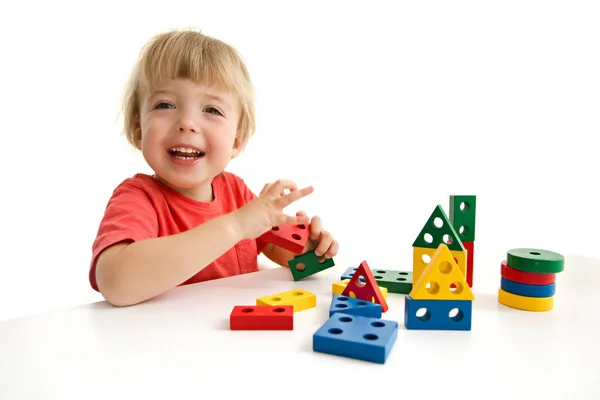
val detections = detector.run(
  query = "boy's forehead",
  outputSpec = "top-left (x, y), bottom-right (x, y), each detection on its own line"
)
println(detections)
top-left (143, 78), bottom-right (236, 100)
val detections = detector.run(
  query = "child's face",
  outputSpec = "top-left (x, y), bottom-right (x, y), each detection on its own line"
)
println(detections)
top-left (136, 78), bottom-right (242, 198)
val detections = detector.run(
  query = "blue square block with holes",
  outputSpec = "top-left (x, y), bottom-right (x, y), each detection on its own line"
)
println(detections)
top-left (404, 296), bottom-right (472, 331)
top-left (313, 313), bottom-right (398, 364)
top-left (329, 294), bottom-right (382, 318)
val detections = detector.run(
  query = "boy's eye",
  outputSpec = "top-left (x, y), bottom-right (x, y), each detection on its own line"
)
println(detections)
top-left (204, 106), bottom-right (223, 116)
top-left (154, 102), bottom-right (174, 110)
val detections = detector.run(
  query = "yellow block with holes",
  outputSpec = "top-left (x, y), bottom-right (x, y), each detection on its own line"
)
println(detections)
top-left (256, 289), bottom-right (316, 312)
top-left (498, 288), bottom-right (554, 311)
top-left (332, 279), bottom-right (388, 300)
top-left (413, 246), bottom-right (466, 284)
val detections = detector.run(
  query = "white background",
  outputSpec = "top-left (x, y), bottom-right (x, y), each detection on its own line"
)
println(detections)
top-left (0, 0), bottom-right (598, 322)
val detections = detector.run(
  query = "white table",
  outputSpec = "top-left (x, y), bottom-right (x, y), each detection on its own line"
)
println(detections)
top-left (1, 254), bottom-right (598, 400)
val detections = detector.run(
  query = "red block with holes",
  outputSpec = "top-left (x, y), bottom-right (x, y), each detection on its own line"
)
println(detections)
top-left (259, 224), bottom-right (310, 255)
top-left (464, 241), bottom-right (474, 287)
top-left (229, 305), bottom-right (294, 330)
top-left (341, 260), bottom-right (389, 312)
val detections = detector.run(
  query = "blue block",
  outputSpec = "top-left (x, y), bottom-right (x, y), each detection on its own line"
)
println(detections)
top-left (313, 313), bottom-right (398, 364)
top-left (500, 277), bottom-right (556, 298)
top-left (329, 294), bottom-right (382, 318)
top-left (404, 296), bottom-right (472, 331)
top-left (340, 266), bottom-right (365, 282)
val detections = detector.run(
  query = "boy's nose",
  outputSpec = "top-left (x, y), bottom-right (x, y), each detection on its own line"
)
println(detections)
top-left (178, 119), bottom-right (199, 133)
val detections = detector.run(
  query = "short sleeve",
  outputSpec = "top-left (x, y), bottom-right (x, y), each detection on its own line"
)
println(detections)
top-left (89, 181), bottom-right (159, 291)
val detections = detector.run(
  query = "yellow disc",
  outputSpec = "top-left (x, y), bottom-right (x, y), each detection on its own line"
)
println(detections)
top-left (497, 288), bottom-right (554, 312)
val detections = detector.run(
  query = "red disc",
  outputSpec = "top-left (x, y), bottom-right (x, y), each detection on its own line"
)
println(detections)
top-left (501, 261), bottom-right (556, 285)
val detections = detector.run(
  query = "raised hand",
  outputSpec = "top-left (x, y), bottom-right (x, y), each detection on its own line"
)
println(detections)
top-left (234, 180), bottom-right (314, 240)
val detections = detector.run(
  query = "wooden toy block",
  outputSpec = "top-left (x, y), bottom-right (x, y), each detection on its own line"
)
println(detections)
top-left (341, 267), bottom-right (412, 295)
top-left (500, 261), bottom-right (556, 285)
top-left (313, 313), bottom-right (398, 364)
top-left (288, 250), bottom-right (335, 281)
top-left (329, 294), bottom-right (382, 318)
top-left (230, 305), bottom-right (293, 330)
top-left (404, 296), bottom-right (472, 331)
top-left (498, 288), bottom-right (554, 312)
top-left (410, 243), bottom-right (474, 301)
top-left (500, 277), bottom-right (556, 298)
top-left (342, 261), bottom-right (389, 313)
top-left (449, 195), bottom-right (476, 242)
top-left (332, 279), bottom-right (388, 300)
top-left (463, 241), bottom-right (474, 288)
top-left (256, 289), bottom-right (316, 312)
top-left (412, 205), bottom-right (465, 252)
top-left (413, 246), bottom-right (466, 284)
top-left (506, 248), bottom-right (565, 274)
top-left (259, 223), bottom-right (310, 255)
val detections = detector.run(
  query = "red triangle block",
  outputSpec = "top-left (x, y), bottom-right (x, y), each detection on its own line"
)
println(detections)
top-left (259, 223), bottom-right (310, 255)
top-left (341, 261), bottom-right (389, 312)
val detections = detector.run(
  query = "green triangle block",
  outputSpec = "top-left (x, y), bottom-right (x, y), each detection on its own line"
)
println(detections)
top-left (288, 250), bottom-right (335, 281)
top-left (412, 205), bottom-right (465, 251)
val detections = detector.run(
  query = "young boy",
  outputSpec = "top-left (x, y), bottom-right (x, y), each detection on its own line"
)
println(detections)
top-left (90, 29), bottom-right (339, 307)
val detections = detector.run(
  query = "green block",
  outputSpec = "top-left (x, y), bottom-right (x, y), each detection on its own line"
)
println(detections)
top-left (288, 250), bottom-right (335, 281)
top-left (506, 248), bottom-right (564, 274)
top-left (450, 195), bottom-right (476, 242)
top-left (341, 267), bottom-right (413, 295)
top-left (412, 205), bottom-right (465, 251)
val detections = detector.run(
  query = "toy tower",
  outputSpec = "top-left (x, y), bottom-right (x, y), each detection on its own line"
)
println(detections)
top-left (449, 195), bottom-right (477, 288)
top-left (412, 205), bottom-right (467, 284)
top-left (404, 243), bottom-right (475, 330)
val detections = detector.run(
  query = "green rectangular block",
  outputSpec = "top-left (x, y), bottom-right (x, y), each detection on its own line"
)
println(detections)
top-left (340, 267), bottom-right (413, 295)
top-left (288, 250), bottom-right (335, 281)
top-left (449, 195), bottom-right (477, 242)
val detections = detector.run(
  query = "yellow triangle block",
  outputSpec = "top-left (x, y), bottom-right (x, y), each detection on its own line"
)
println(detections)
top-left (409, 243), bottom-right (475, 301)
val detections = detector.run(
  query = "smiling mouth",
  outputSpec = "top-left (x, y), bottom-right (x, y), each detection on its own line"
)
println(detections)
top-left (168, 147), bottom-right (206, 160)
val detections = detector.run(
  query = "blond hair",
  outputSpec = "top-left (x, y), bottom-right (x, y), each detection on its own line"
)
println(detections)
top-left (122, 29), bottom-right (256, 150)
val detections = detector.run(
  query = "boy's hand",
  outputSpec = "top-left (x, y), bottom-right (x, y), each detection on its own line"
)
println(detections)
top-left (234, 180), bottom-right (314, 240)
top-left (296, 210), bottom-right (339, 262)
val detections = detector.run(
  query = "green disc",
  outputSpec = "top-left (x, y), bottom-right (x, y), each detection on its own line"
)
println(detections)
top-left (506, 248), bottom-right (564, 274)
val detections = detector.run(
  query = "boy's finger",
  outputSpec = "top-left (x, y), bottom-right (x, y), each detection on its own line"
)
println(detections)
top-left (269, 179), bottom-right (298, 195)
top-left (278, 186), bottom-right (314, 207)
top-left (309, 216), bottom-right (322, 240)
top-left (283, 214), bottom-right (310, 226)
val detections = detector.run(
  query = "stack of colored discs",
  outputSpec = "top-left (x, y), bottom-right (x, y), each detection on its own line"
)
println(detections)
top-left (498, 248), bottom-right (564, 312)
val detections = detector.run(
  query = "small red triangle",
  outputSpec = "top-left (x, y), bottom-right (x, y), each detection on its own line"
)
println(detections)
top-left (341, 261), bottom-right (389, 312)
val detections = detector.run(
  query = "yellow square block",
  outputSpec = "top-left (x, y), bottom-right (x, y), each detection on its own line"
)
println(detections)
top-left (256, 289), bottom-right (316, 312)
top-left (413, 246), bottom-right (466, 284)
top-left (332, 279), bottom-right (388, 300)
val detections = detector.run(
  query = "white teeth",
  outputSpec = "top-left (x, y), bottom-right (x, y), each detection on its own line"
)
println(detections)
top-left (170, 147), bottom-right (202, 154)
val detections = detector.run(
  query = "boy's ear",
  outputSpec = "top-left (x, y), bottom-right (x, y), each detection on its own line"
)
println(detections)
top-left (134, 120), bottom-right (142, 150)
top-left (231, 136), bottom-right (244, 159)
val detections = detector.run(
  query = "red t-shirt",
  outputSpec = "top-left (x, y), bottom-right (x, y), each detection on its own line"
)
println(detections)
top-left (89, 171), bottom-right (267, 292)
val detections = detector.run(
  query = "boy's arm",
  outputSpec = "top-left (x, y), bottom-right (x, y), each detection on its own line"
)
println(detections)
top-left (96, 211), bottom-right (244, 307)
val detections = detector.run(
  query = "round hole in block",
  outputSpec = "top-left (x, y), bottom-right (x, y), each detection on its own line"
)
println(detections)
top-left (356, 301), bottom-right (367, 306)
top-left (397, 278), bottom-right (407, 281)
top-left (421, 254), bottom-right (431, 264)
top-left (297, 224), bottom-right (306, 229)
top-left (363, 334), bottom-right (378, 341)
top-left (416, 308), bottom-right (430, 321)
top-left (291, 233), bottom-right (301, 240)
top-left (293, 291), bottom-right (304, 296)
top-left (371, 321), bottom-right (385, 328)
top-left (438, 261), bottom-right (452, 274)
top-left (335, 304), bottom-right (348, 309)
top-left (426, 281), bottom-right (440, 295)
top-left (295, 263), bottom-right (306, 272)
top-left (443, 234), bottom-right (453, 245)
top-left (338, 296), bottom-right (349, 301)
top-left (399, 272), bottom-right (409, 275)
top-left (339, 316), bottom-right (353, 322)
top-left (460, 201), bottom-right (469, 211)
top-left (376, 270), bottom-right (386, 273)
top-left (241, 308), bottom-right (254, 313)
top-left (451, 282), bottom-right (463, 294)
top-left (355, 276), bottom-right (367, 288)
top-left (434, 217), bottom-right (443, 228)
top-left (328, 328), bottom-right (343, 334)
top-left (449, 308), bottom-right (464, 322)
top-left (347, 291), bottom-right (356, 298)
top-left (271, 226), bottom-right (279, 231)
top-left (529, 251), bottom-right (541, 256)
top-left (271, 297), bottom-right (282, 301)
top-left (374, 276), bottom-right (383, 279)
top-left (424, 233), bottom-right (433, 243)
top-left (272, 307), bottom-right (286, 313)
top-left (459, 226), bottom-right (469, 235)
